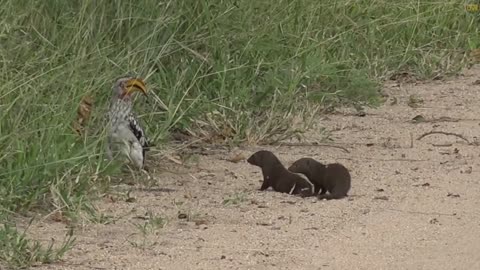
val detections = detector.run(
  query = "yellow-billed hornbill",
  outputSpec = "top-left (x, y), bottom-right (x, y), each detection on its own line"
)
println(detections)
top-left (106, 77), bottom-right (150, 169)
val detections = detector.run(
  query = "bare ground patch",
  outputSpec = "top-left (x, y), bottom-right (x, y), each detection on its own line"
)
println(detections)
top-left (26, 66), bottom-right (480, 269)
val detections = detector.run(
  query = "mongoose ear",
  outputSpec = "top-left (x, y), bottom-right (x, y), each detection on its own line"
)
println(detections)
top-left (247, 153), bottom-right (256, 164)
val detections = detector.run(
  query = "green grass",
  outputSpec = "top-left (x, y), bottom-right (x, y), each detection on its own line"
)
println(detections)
top-left (0, 222), bottom-right (75, 269)
top-left (128, 211), bottom-right (167, 249)
top-left (0, 0), bottom-right (478, 268)
top-left (223, 192), bottom-right (248, 206)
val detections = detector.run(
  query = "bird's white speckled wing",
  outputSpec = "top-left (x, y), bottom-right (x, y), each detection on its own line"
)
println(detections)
top-left (127, 113), bottom-right (149, 149)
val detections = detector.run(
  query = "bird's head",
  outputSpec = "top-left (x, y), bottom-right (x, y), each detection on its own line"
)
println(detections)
top-left (113, 76), bottom-right (147, 100)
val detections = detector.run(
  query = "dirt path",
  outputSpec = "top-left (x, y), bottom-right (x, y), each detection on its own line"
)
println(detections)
top-left (30, 66), bottom-right (480, 269)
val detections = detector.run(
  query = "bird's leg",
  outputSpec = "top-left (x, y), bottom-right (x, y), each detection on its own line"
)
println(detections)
top-left (106, 147), bottom-right (113, 161)
top-left (121, 165), bottom-right (131, 174)
top-left (142, 165), bottom-right (150, 172)
top-left (122, 164), bottom-right (138, 185)
top-left (106, 137), bottom-right (114, 161)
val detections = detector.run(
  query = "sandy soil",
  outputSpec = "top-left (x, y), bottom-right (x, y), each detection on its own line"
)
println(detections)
top-left (27, 66), bottom-right (480, 270)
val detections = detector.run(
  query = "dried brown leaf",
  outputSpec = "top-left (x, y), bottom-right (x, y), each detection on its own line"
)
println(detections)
top-left (73, 95), bottom-right (94, 136)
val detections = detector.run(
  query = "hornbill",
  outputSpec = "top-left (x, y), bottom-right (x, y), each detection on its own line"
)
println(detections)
top-left (106, 76), bottom-right (150, 169)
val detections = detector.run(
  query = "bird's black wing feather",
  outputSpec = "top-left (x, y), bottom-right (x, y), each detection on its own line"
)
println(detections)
top-left (127, 113), bottom-right (150, 159)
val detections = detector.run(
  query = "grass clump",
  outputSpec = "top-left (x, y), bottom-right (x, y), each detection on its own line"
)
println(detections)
top-left (222, 192), bottom-right (248, 206)
top-left (128, 211), bottom-right (167, 249)
top-left (0, 222), bottom-right (75, 269)
top-left (0, 0), bottom-right (478, 267)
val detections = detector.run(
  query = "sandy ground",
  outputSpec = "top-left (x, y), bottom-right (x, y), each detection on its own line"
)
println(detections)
top-left (26, 66), bottom-right (480, 269)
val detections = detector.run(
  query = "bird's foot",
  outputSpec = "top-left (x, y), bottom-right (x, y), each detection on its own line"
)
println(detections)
top-left (140, 168), bottom-right (151, 180)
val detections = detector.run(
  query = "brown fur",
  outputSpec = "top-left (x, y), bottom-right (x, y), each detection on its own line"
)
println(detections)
top-left (247, 151), bottom-right (314, 196)
top-left (288, 158), bottom-right (351, 200)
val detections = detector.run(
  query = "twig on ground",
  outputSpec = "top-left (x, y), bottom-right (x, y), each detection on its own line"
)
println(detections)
top-left (338, 157), bottom-right (427, 162)
top-left (431, 143), bottom-right (453, 147)
top-left (266, 142), bottom-right (350, 153)
top-left (381, 207), bottom-right (457, 217)
top-left (417, 131), bottom-right (469, 143)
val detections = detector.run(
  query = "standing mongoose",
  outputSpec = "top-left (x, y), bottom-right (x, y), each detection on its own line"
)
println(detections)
top-left (288, 158), bottom-right (351, 200)
top-left (247, 150), bottom-right (314, 196)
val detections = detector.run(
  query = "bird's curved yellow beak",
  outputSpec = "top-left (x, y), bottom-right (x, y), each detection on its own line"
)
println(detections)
top-left (125, 78), bottom-right (147, 96)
